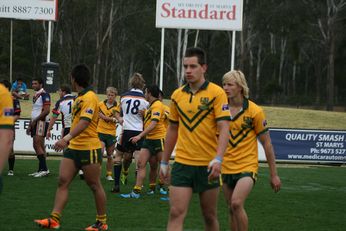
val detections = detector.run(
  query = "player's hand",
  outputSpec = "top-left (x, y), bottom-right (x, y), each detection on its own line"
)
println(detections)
top-left (129, 135), bottom-right (141, 144)
top-left (54, 139), bottom-right (68, 152)
top-left (270, 175), bottom-right (281, 193)
top-left (207, 157), bottom-right (222, 182)
top-left (159, 161), bottom-right (170, 184)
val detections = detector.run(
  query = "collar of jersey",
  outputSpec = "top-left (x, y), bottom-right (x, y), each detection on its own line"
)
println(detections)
top-left (130, 88), bottom-right (144, 93)
top-left (78, 86), bottom-right (93, 96)
top-left (182, 80), bottom-right (209, 93)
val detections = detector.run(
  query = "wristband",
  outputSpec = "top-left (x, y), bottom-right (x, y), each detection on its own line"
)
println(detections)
top-left (160, 161), bottom-right (169, 176)
top-left (214, 156), bottom-right (222, 163)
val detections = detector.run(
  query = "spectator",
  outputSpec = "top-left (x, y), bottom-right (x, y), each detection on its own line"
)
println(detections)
top-left (11, 78), bottom-right (30, 100)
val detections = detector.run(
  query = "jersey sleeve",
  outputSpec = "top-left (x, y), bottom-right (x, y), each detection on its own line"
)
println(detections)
top-left (150, 101), bottom-right (162, 122)
top-left (253, 107), bottom-right (268, 135)
top-left (0, 87), bottom-right (14, 128)
top-left (41, 93), bottom-right (51, 106)
top-left (213, 88), bottom-right (230, 121)
top-left (168, 91), bottom-right (179, 123)
top-left (52, 99), bottom-right (61, 116)
top-left (80, 97), bottom-right (98, 122)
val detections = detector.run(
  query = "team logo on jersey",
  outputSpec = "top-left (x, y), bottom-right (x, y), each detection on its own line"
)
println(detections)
top-left (153, 112), bottom-right (160, 116)
top-left (241, 116), bottom-right (253, 129)
top-left (4, 108), bottom-right (14, 116)
top-left (198, 97), bottom-right (210, 110)
top-left (222, 104), bottom-right (229, 111)
top-left (85, 108), bottom-right (93, 114)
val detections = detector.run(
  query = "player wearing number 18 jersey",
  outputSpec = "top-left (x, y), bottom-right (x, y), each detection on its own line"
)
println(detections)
top-left (111, 73), bottom-right (149, 193)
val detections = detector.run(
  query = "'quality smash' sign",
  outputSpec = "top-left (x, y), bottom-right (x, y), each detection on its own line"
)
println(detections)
top-left (0, 0), bottom-right (58, 21)
top-left (156, 0), bottom-right (243, 31)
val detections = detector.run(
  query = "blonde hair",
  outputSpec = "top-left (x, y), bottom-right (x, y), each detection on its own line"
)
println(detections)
top-left (106, 86), bottom-right (118, 95)
top-left (222, 70), bottom-right (249, 98)
top-left (129, 73), bottom-right (145, 90)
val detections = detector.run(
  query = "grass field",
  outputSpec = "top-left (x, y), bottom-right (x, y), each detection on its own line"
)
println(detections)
top-left (1, 159), bottom-right (346, 231)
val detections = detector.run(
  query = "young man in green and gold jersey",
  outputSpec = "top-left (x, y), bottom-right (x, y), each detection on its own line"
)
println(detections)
top-left (97, 86), bottom-right (121, 181)
top-left (0, 83), bottom-right (14, 193)
top-left (221, 70), bottom-right (281, 231)
top-left (160, 47), bottom-right (230, 230)
top-left (34, 64), bottom-right (108, 231)
top-left (121, 85), bottom-right (166, 198)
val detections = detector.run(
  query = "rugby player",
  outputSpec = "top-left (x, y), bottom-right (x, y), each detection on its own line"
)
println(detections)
top-left (34, 64), bottom-right (108, 230)
top-left (160, 47), bottom-right (230, 230)
top-left (221, 70), bottom-right (281, 231)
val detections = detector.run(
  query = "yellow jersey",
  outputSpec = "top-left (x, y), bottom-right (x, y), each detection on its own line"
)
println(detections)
top-left (0, 84), bottom-right (14, 129)
top-left (170, 81), bottom-right (230, 166)
top-left (222, 99), bottom-right (268, 174)
top-left (97, 100), bottom-right (120, 135)
top-left (68, 87), bottom-right (101, 150)
top-left (144, 99), bottom-right (166, 139)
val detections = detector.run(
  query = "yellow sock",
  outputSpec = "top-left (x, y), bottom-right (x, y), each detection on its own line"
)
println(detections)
top-left (96, 214), bottom-right (107, 224)
top-left (50, 211), bottom-right (61, 223)
top-left (133, 185), bottom-right (142, 194)
top-left (149, 183), bottom-right (156, 191)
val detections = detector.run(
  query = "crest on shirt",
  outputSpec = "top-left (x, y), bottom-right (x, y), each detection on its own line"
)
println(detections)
top-left (241, 116), bottom-right (253, 129)
top-left (4, 108), bottom-right (14, 116)
top-left (85, 108), bottom-right (93, 114)
top-left (198, 97), bottom-right (209, 110)
top-left (153, 112), bottom-right (160, 116)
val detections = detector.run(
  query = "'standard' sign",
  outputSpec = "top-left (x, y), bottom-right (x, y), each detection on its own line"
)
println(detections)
top-left (156, 0), bottom-right (243, 31)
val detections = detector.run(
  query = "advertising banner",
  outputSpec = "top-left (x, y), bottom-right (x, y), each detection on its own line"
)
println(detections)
top-left (13, 119), bottom-right (122, 155)
top-left (270, 128), bottom-right (346, 163)
top-left (156, 0), bottom-right (243, 31)
top-left (0, 0), bottom-right (58, 21)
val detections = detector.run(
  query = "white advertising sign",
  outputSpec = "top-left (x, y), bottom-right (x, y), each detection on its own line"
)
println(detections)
top-left (13, 119), bottom-right (122, 155)
top-left (156, 0), bottom-right (243, 31)
top-left (0, 0), bottom-right (58, 21)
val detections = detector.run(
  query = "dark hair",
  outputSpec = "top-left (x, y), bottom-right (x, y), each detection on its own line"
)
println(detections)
top-left (159, 90), bottom-right (164, 98)
top-left (32, 77), bottom-right (44, 85)
top-left (71, 64), bottom-right (90, 88)
top-left (0, 79), bottom-right (11, 90)
top-left (145, 85), bottom-right (160, 98)
top-left (60, 84), bottom-right (71, 94)
top-left (184, 47), bottom-right (207, 65)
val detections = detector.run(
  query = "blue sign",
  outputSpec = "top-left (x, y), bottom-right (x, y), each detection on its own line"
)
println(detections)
top-left (270, 128), bottom-right (346, 163)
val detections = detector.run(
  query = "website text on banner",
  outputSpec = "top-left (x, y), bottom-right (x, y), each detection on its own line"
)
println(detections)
top-left (270, 128), bottom-right (346, 163)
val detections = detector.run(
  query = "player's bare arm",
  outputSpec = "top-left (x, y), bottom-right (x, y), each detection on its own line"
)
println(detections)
top-left (54, 119), bottom-right (90, 152)
top-left (259, 132), bottom-right (281, 193)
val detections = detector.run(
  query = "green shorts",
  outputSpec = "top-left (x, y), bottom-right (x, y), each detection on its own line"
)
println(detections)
top-left (222, 172), bottom-right (257, 189)
top-left (141, 138), bottom-right (164, 156)
top-left (98, 133), bottom-right (116, 148)
top-left (171, 162), bottom-right (220, 193)
top-left (63, 148), bottom-right (102, 169)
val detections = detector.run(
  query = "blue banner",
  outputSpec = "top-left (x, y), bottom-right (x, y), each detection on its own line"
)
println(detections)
top-left (270, 128), bottom-right (346, 163)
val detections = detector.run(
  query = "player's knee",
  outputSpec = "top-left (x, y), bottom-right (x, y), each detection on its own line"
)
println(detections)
top-left (230, 198), bottom-right (243, 212)
top-left (57, 176), bottom-right (70, 189)
top-left (169, 206), bottom-right (185, 219)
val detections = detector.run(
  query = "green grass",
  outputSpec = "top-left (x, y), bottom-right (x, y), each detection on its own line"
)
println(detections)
top-left (19, 90), bottom-right (346, 130)
top-left (1, 159), bottom-right (346, 230)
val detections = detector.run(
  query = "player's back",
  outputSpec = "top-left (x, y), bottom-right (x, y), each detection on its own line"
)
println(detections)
top-left (120, 89), bottom-right (149, 131)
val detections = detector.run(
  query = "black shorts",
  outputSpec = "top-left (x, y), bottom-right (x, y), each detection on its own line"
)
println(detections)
top-left (116, 130), bottom-right (143, 153)
top-left (30, 121), bottom-right (49, 138)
